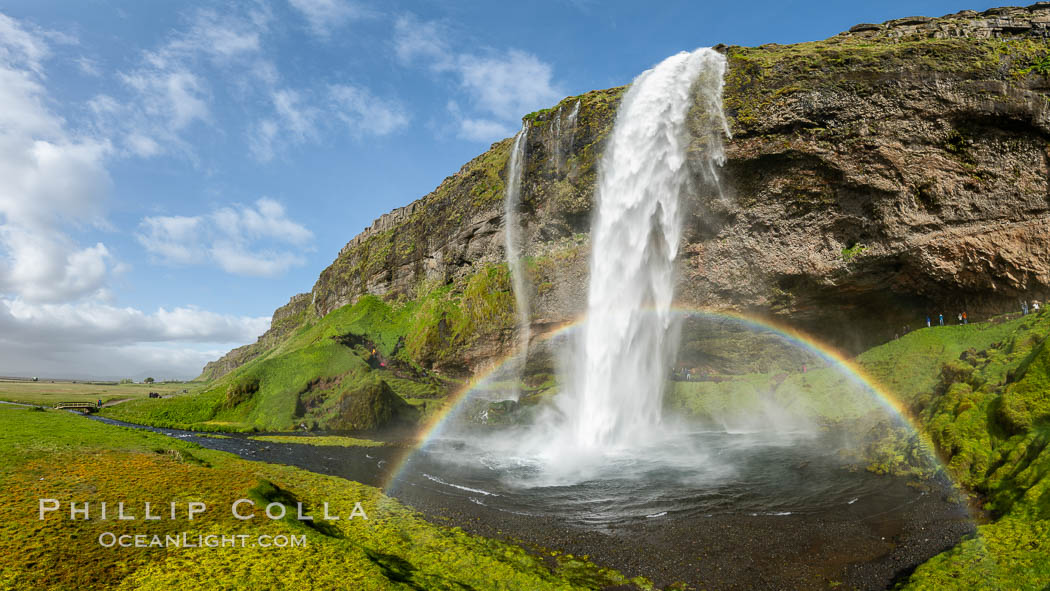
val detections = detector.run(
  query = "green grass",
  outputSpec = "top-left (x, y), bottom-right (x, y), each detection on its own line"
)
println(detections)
top-left (249, 435), bottom-right (386, 448)
top-left (666, 365), bottom-right (882, 427)
top-left (0, 405), bottom-right (646, 590)
top-left (855, 312), bottom-right (1050, 589)
top-left (856, 316), bottom-right (1028, 407)
top-left (0, 379), bottom-right (195, 406)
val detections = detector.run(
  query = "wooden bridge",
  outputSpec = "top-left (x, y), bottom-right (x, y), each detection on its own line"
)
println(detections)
top-left (54, 402), bottom-right (99, 413)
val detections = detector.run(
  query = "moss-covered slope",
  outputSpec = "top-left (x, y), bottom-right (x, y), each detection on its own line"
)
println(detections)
top-left (103, 265), bottom-right (525, 432)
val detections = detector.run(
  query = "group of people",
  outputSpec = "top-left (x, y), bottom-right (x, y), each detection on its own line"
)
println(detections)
top-left (670, 367), bottom-right (705, 381)
top-left (921, 299), bottom-right (1043, 329)
top-left (926, 311), bottom-right (968, 328)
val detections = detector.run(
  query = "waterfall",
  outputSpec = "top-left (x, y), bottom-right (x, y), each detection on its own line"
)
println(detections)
top-left (563, 48), bottom-right (728, 448)
top-left (549, 105), bottom-right (563, 171)
top-left (564, 99), bottom-right (580, 166)
top-left (549, 100), bottom-right (581, 174)
top-left (504, 122), bottom-right (531, 397)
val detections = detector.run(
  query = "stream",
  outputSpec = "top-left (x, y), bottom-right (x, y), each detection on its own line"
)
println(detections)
top-left (86, 414), bottom-right (974, 590)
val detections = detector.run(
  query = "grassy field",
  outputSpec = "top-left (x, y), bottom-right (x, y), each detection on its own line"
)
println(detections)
top-left (0, 405), bottom-right (644, 590)
top-left (0, 379), bottom-right (197, 406)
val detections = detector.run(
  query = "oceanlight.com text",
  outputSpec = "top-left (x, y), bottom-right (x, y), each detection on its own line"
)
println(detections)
top-left (97, 532), bottom-right (306, 549)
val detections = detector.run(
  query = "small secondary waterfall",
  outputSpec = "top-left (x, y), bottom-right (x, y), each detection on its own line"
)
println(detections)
top-left (504, 123), bottom-right (531, 397)
top-left (549, 100), bottom-right (581, 173)
top-left (563, 48), bottom-right (728, 448)
top-left (564, 99), bottom-right (580, 165)
top-left (549, 105), bottom-right (563, 171)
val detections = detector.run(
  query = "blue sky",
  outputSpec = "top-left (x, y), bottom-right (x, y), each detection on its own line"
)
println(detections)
top-left (0, 0), bottom-right (993, 379)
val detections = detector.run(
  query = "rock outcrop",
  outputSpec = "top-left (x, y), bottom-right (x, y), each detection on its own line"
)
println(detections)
top-left (205, 4), bottom-right (1050, 376)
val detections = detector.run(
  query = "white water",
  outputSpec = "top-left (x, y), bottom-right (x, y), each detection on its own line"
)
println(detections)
top-left (549, 105), bottom-right (563, 171)
top-left (559, 48), bottom-right (729, 449)
top-left (503, 122), bottom-right (531, 398)
top-left (549, 100), bottom-right (581, 173)
top-left (565, 99), bottom-right (580, 165)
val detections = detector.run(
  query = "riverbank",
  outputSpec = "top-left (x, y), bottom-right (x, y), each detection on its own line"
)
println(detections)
top-left (0, 405), bottom-right (642, 590)
top-left (86, 414), bottom-right (975, 590)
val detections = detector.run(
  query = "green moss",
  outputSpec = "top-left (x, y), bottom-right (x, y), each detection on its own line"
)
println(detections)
top-left (840, 243), bottom-right (866, 262)
top-left (998, 340), bottom-right (1050, 433)
top-left (902, 516), bottom-right (1050, 590)
top-left (523, 107), bottom-right (554, 121)
top-left (225, 375), bottom-right (260, 409)
top-left (723, 35), bottom-right (1046, 135)
top-left (454, 264), bottom-right (516, 337)
top-left (248, 435), bottom-right (385, 448)
top-left (0, 405), bottom-right (645, 590)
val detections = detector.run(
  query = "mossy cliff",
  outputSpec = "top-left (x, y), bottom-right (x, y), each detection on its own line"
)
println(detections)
top-left (205, 4), bottom-right (1050, 384)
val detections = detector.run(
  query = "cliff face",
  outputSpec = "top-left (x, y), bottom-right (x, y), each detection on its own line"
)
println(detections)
top-left (206, 4), bottom-right (1050, 377)
top-left (690, 5), bottom-right (1050, 348)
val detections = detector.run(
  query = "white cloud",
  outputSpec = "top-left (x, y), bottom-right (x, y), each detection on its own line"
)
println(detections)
top-left (210, 244), bottom-right (304, 277)
top-left (75, 55), bottom-right (100, 76)
top-left (2, 298), bottom-right (269, 344)
top-left (0, 12), bottom-right (281, 380)
top-left (288, 0), bottom-right (370, 38)
top-left (136, 215), bottom-right (201, 264)
top-left (329, 84), bottom-right (409, 136)
top-left (137, 198), bottom-right (313, 277)
top-left (393, 14), bottom-right (452, 69)
top-left (458, 117), bottom-right (514, 142)
top-left (167, 10), bottom-right (263, 61)
top-left (0, 13), bottom-right (52, 73)
top-left (248, 118), bottom-right (280, 162)
top-left (457, 50), bottom-right (561, 120)
top-left (0, 298), bottom-right (270, 379)
top-left (272, 88), bottom-right (318, 141)
top-left (96, 7), bottom-right (274, 159)
top-left (251, 85), bottom-right (408, 161)
top-left (0, 14), bottom-right (115, 303)
top-left (393, 14), bottom-right (562, 142)
top-left (120, 68), bottom-right (209, 131)
top-left (248, 89), bottom-right (318, 162)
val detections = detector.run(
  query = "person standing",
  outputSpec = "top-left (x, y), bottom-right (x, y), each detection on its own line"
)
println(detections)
top-left (939, 313), bottom-right (944, 326)
top-left (926, 315), bottom-right (931, 328)
top-left (963, 311), bottom-right (968, 325)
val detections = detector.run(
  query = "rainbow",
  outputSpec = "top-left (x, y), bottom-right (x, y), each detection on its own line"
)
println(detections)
top-left (381, 307), bottom-right (941, 493)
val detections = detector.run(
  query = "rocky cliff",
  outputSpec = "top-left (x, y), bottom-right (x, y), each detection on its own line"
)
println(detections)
top-left (205, 3), bottom-right (1050, 378)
